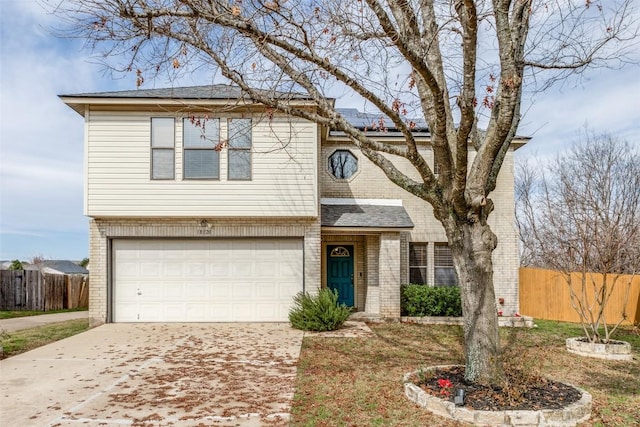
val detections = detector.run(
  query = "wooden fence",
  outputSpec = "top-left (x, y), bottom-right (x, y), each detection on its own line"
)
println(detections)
top-left (0, 270), bottom-right (89, 311)
top-left (519, 267), bottom-right (640, 325)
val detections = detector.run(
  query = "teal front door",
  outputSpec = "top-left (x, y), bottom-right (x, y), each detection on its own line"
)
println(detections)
top-left (327, 245), bottom-right (354, 307)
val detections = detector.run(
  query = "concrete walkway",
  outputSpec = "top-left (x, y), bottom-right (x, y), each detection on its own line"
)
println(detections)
top-left (1, 323), bottom-right (303, 427)
top-left (0, 311), bottom-right (89, 332)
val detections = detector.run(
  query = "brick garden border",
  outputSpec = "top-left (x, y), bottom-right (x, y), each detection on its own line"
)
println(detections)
top-left (403, 366), bottom-right (592, 427)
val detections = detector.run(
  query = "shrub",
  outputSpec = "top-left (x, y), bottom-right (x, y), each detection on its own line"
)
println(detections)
top-left (8, 260), bottom-right (23, 271)
top-left (401, 284), bottom-right (462, 317)
top-left (288, 288), bottom-right (351, 331)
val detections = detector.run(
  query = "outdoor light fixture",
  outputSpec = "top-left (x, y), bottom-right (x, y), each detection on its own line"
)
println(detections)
top-left (454, 389), bottom-right (465, 406)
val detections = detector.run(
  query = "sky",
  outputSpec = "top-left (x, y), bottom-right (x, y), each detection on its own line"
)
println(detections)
top-left (0, 0), bottom-right (639, 261)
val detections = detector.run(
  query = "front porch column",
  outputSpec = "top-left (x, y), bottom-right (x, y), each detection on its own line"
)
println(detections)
top-left (365, 235), bottom-right (380, 314)
top-left (379, 232), bottom-right (401, 317)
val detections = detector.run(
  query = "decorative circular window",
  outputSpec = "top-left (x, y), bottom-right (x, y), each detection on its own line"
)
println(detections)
top-left (328, 150), bottom-right (358, 179)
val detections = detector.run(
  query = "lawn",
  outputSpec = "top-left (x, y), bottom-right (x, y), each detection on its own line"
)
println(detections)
top-left (0, 307), bottom-right (88, 320)
top-left (0, 319), bottom-right (90, 359)
top-left (291, 320), bottom-right (640, 427)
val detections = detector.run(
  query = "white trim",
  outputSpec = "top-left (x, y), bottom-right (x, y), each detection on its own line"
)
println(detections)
top-left (83, 106), bottom-right (90, 216)
top-left (320, 198), bottom-right (403, 206)
top-left (321, 227), bottom-right (411, 233)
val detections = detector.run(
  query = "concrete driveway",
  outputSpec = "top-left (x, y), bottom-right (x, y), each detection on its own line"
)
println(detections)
top-left (0, 323), bottom-right (303, 427)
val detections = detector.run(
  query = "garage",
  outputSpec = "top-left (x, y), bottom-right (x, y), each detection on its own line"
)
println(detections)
top-left (112, 238), bottom-right (303, 322)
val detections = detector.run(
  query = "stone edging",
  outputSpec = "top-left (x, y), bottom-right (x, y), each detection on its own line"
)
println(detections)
top-left (401, 316), bottom-right (536, 328)
top-left (403, 366), bottom-right (592, 427)
top-left (566, 337), bottom-right (633, 361)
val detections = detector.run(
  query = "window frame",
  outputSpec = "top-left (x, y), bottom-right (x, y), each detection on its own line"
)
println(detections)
top-left (409, 242), bottom-right (428, 285)
top-left (182, 117), bottom-right (221, 180)
top-left (434, 242), bottom-right (458, 287)
top-left (150, 117), bottom-right (175, 180)
top-left (328, 149), bottom-right (359, 180)
top-left (227, 118), bottom-right (253, 181)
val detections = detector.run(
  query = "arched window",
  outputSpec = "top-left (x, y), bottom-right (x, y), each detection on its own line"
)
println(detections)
top-left (330, 246), bottom-right (351, 257)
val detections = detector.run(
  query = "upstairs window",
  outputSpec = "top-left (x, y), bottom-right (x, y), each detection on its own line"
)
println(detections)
top-left (183, 118), bottom-right (220, 179)
top-left (151, 117), bottom-right (175, 180)
top-left (228, 118), bottom-right (252, 180)
top-left (409, 243), bottom-right (428, 285)
top-left (328, 150), bottom-right (358, 179)
top-left (434, 243), bottom-right (458, 286)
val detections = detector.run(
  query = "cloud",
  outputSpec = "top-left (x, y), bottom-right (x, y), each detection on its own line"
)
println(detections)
top-left (517, 66), bottom-right (640, 163)
top-left (0, 1), bottom-right (95, 258)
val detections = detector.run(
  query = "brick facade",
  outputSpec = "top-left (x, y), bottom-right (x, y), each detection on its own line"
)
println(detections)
top-left (88, 217), bottom-right (321, 326)
top-left (320, 142), bottom-right (521, 316)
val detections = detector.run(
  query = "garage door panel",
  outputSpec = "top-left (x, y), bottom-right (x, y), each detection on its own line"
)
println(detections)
top-left (210, 304), bottom-right (232, 321)
top-left (140, 262), bottom-right (162, 278)
top-left (186, 262), bottom-right (206, 277)
top-left (256, 262), bottom-right (276, 278)
top-left (113, 238), bottom-right (303, 322)
top-left (256, 283), bottom-right (278, 298)
top-left (187, 283), bottom-right (209, 298)
top-left (233, 285), bottom-right (253, 299)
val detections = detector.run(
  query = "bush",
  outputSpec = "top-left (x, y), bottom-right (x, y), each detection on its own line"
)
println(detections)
top-left (8, 260), bottom-right (23, 270)
top-left (288, 288), bottom-right (351, 331)
top-left (400, 284), bottom-right (462, 317)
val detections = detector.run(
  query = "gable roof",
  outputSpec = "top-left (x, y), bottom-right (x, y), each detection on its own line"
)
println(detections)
top-left (62, 84), bottom-right (312, 101)
top-left (59, 84), bottom-right (318, 115)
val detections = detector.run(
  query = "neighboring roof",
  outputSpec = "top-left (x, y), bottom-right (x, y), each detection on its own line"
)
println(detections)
top-left (0, 261), bottom-right (14, 269)
top-left (321, 199), bottom-right (414, 229)
top-left (24, 260), bottom-right (89, 275)
top-left (61, 84), bottom-right (312, 101)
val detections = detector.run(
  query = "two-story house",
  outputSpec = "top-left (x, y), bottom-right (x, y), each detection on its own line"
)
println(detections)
top-left (61, 85), bottom-right (525, 326)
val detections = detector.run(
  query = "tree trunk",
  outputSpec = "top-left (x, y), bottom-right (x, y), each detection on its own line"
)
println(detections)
top-left (448, 220), bottom-right (503, 385)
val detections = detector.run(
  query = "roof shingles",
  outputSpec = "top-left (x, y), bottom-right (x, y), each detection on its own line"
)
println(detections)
top-left (321, 203), bottom-right (414, 229)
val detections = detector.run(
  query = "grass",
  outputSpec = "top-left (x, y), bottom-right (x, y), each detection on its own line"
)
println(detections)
top-left (290, 320), bottom-right (639, 427)
top-left (0, 307), bottom-right (88, 320)
top-left (0, 319), bottom-right (90, 359)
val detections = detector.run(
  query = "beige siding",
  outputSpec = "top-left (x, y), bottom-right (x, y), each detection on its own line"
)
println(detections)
top-left (86, 110), bottom-right (317, 217)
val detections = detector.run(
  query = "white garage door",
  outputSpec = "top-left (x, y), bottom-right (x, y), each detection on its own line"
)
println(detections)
top-left (113, 239), bottom-right (303, 322)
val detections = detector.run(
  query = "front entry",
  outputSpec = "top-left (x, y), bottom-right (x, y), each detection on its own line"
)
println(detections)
top-left (326, 245), bottom-right (355, 307)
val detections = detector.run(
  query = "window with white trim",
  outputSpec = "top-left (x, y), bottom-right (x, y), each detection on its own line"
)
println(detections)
top-left (409, 243), bottom-right (428, 285)
top-left (183, 117), bottom-right (220, 179)
top-left (228, 118), bottom-right (252, 180)
top-left (151, 117), bottom-right (175, 180)
top-left (434, 243), bottom-right (458, 286)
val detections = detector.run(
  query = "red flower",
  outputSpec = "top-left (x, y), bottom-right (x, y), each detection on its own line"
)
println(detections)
top-left (438, 378), bottom-right (453, 389)
top-left (437, 378), bottom-right (453, 397)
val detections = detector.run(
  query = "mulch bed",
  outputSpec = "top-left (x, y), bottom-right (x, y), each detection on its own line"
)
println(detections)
top-left (416, 366), bottom-right (583, 411)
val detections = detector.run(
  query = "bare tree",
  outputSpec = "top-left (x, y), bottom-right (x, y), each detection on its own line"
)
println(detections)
top-left (517, 131), bottom-right (640, 343)
top-left (56, 0), bottom-right (638, 385)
